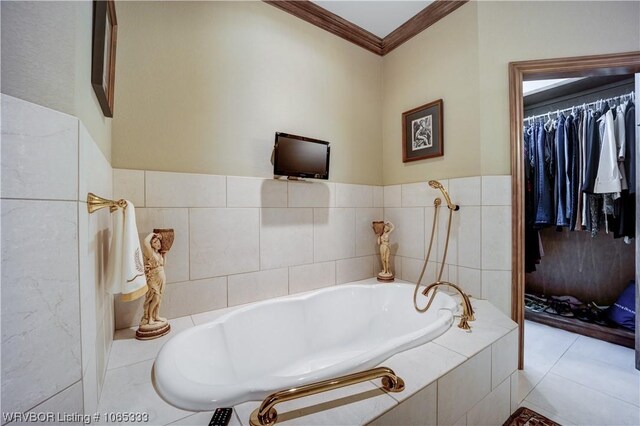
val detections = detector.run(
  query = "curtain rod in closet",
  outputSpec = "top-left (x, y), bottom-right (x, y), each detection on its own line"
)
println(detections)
top-left (524, 91), bottom-right (635, 124)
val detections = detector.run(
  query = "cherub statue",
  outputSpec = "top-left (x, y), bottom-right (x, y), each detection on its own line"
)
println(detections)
top-left (136, 232), bottom-right (171, 340)
top-left (376, 221), bottom-right (395, 281)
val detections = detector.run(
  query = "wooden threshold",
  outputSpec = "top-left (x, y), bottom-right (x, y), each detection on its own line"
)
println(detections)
top-left (263, 0), bottom-right (468, 56)
top-left (525, 309), bottom-right (634, 349)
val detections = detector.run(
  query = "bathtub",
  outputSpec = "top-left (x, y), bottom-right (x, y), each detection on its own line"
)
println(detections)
top-left (153, 282), bottom-right (458, 411)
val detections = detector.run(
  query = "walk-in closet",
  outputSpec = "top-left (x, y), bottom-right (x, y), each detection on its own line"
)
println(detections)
top-left (522, 75), bottom-right (637, 348)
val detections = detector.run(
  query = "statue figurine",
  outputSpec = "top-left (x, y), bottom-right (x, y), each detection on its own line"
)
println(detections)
top-left (136, 230), bottom-right (173, 340)
top-left (373, 221), bottom-right (395, 282)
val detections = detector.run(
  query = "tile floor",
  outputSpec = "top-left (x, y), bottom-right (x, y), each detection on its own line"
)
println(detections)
top-left (518, 320), bottom-right (640, 426)
top-left (98, 313), bottom-right (638, 426)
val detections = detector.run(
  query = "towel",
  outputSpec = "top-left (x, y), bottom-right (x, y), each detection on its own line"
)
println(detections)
top-left (106, 200), bottom-right (148, 301)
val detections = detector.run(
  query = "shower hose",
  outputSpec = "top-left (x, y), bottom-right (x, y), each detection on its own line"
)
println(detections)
top-left (413, 200), bottom-right (454, 312)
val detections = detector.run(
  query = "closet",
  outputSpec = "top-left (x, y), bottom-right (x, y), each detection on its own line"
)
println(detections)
top-left (523, 75), bottom-right (636, 348)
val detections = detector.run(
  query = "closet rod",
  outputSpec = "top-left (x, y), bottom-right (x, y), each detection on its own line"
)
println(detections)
top-left (524, 91), bottom-right (635, 124)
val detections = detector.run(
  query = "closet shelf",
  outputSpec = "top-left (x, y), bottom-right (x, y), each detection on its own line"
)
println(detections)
top-left (525, 309), bottom-right (634, 349)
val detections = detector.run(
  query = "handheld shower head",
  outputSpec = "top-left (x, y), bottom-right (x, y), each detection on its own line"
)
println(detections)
top-left (428, 180), bottom-right (459, 211)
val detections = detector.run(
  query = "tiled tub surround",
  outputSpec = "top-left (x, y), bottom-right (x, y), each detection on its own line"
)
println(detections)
top-left (1, 95), bottom-right (114, 415)
top-left (113, 170), bottom-right (385, 328)
top-left (384, 177), bottom-right (512, 317)
top-left (99, 279), bottom-right (519, 426)
top-left (113, 170), bottom-right (512, 329)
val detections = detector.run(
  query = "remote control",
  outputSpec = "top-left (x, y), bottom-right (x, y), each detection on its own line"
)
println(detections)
top-left (208, 408), bottom-right (233, 426)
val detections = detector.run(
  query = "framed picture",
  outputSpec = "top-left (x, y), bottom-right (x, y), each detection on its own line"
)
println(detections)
top-left (91, 0), bottom-right (117, 117)
top-left (402, 99), bottom-right (443, 162)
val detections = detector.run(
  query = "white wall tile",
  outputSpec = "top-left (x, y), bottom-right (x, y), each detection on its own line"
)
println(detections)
top-left (162, 278), bottom-right (227, 319)
top-left (456, 206), bottom-right (481, 269)
top-left (449, 177), bottom-right (481, 206)
top-left (436, 204), bottom-right (457, 265)
top-left (1, 200), bottom-right (81, 413)
top-left (314, 208), bottom-right (356, 262)
top-left (492, 329), bottom-right (519, 390)
top-left (114, 296), bottom-right (144, 330)
top-left (369, 382), bottom-right (436, 426)
top-left (383, 185), bottom-right (401, 207)
top-left (146, 171), bottom-right (225, 207)
top-left (79, 122), bottom-right (112, 203)
top-left (401, 257), bottom-right (439, 285)
top-left (378, 342), bottom-right (466, 403)
top-left (384, 208), bottom-right (425, 259)
top-left (457, 267), bottom-right (481, 298)
top-left (336, 256), bottom-right (374, 284)
top-left (373, 186), bottom-right (384, 208)
top-left (402, 181), bottom-right (447, 207)
top-left (481, 270), bottom-right (512, 317)
top-left (510, 372), bottom-right (519, 413)
top-left (335, 183), bottom-right (373, 207)
top-left (260, 208), bottom-right (313, 269)
top-left (78, 199), bottom-right (111, 415)
top-left (356, 208), bottom-right (383, 256)
top-left (83, 355), bottom-right (99, 415)
top-left (113, 169), bottom-right (145, 207)
top-left (227, 176), bottom-right (287, 208)
top-left (437, 347), bottom-right (491, 426)
top-left (481, 206), bottom-right (511, 270)
top-left (96, 316), bottom-right (108, 397)
top-left (289, 261), bottom-right (335, 294)
top-left (288, 180), bottom-right (335, 207)
top-left (482, 176), bottom-right (512, 206)
top-left (466, 377), bottom-right (511, 426)
top-left (135, 208), bottom-right (189, 284)
top-left (190, 208), bottom-right (259, 279)
top-left (28, 380), bottom-right (83, 415)
top-left (1, 94), bottom-right (78, 200)
top-left (228, 268), bottom-right (288, 306)
top-left (114, 278), bottom-right (226, 329)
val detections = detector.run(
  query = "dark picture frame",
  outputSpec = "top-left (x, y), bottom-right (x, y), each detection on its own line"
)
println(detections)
top-left (91, 0), bottom-right (117, 118)
top-left (402, 99), bottom-right (443, 162)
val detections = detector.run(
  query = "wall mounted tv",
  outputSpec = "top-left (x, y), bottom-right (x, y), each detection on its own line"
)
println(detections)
top-left (273, 132), bottom-right (330, 180)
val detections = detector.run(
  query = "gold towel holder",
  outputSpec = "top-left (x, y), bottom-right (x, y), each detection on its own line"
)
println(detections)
top-left (87, 192), bottom-right (127, 214)
top-left (249, 366), bottom-right (405, 426)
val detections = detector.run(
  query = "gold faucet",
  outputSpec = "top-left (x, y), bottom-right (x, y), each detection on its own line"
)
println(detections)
top-left (421, 281), bottom-right (475, 330)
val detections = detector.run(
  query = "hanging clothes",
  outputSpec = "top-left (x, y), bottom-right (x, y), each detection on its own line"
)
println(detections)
top-left (523, 91), bottom-right (636, 272)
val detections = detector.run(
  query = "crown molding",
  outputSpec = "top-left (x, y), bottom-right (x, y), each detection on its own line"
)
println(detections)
top-left (382, 0), bottom-right (468, 55)
top-left (263, 0), bottom-right (468, 56)
top-left (264, 0), bottom-right (383, 55)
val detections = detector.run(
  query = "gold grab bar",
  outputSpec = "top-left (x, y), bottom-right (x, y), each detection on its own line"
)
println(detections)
top-left (87, 192), bottom-right (127, 214)
top-left (249, 366), bottom-right (405, 426)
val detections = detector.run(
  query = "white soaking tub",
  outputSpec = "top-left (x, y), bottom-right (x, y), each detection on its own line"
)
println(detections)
top-left (153, 282), bottom-right (458, 411)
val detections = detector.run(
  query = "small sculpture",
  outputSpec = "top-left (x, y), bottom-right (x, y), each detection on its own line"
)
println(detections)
top-left (372, 221), bottom-right (395, 282)
top-left (136, 229), bottom-right (174, 340)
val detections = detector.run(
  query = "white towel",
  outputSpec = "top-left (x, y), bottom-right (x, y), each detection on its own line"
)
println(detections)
top-left (106, 200), bottom-right (148, 301)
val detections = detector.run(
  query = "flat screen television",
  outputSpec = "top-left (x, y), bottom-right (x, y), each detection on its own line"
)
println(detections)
top-left (273, 132), bottom-right (330, 180)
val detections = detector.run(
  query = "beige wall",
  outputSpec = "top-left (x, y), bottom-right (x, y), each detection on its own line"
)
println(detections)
top-left (112, 1), bottom-right (383, 185)
top-left (382, 2), bottom-right (481, 184)
top-left (382, 1), bottom-right (640, 184)
top-left (74, 0), bottom-right (112, 160)
top-left (1, 1), bottom-right (112, 160)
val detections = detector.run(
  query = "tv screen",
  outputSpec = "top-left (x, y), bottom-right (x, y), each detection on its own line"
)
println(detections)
top-left (273, 132), bottom-right (330, 180)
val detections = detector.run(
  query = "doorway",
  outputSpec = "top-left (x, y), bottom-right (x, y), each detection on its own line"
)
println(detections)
top-left (507, 51), bottom-right (640, 370)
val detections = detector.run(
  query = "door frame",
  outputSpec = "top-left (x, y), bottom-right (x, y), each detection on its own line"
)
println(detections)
top-left (508, 51), bottom-right (640, 369)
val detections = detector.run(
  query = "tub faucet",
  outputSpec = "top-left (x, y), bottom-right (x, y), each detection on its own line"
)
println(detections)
top-left (421, 281), bottom-right (475, 330)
